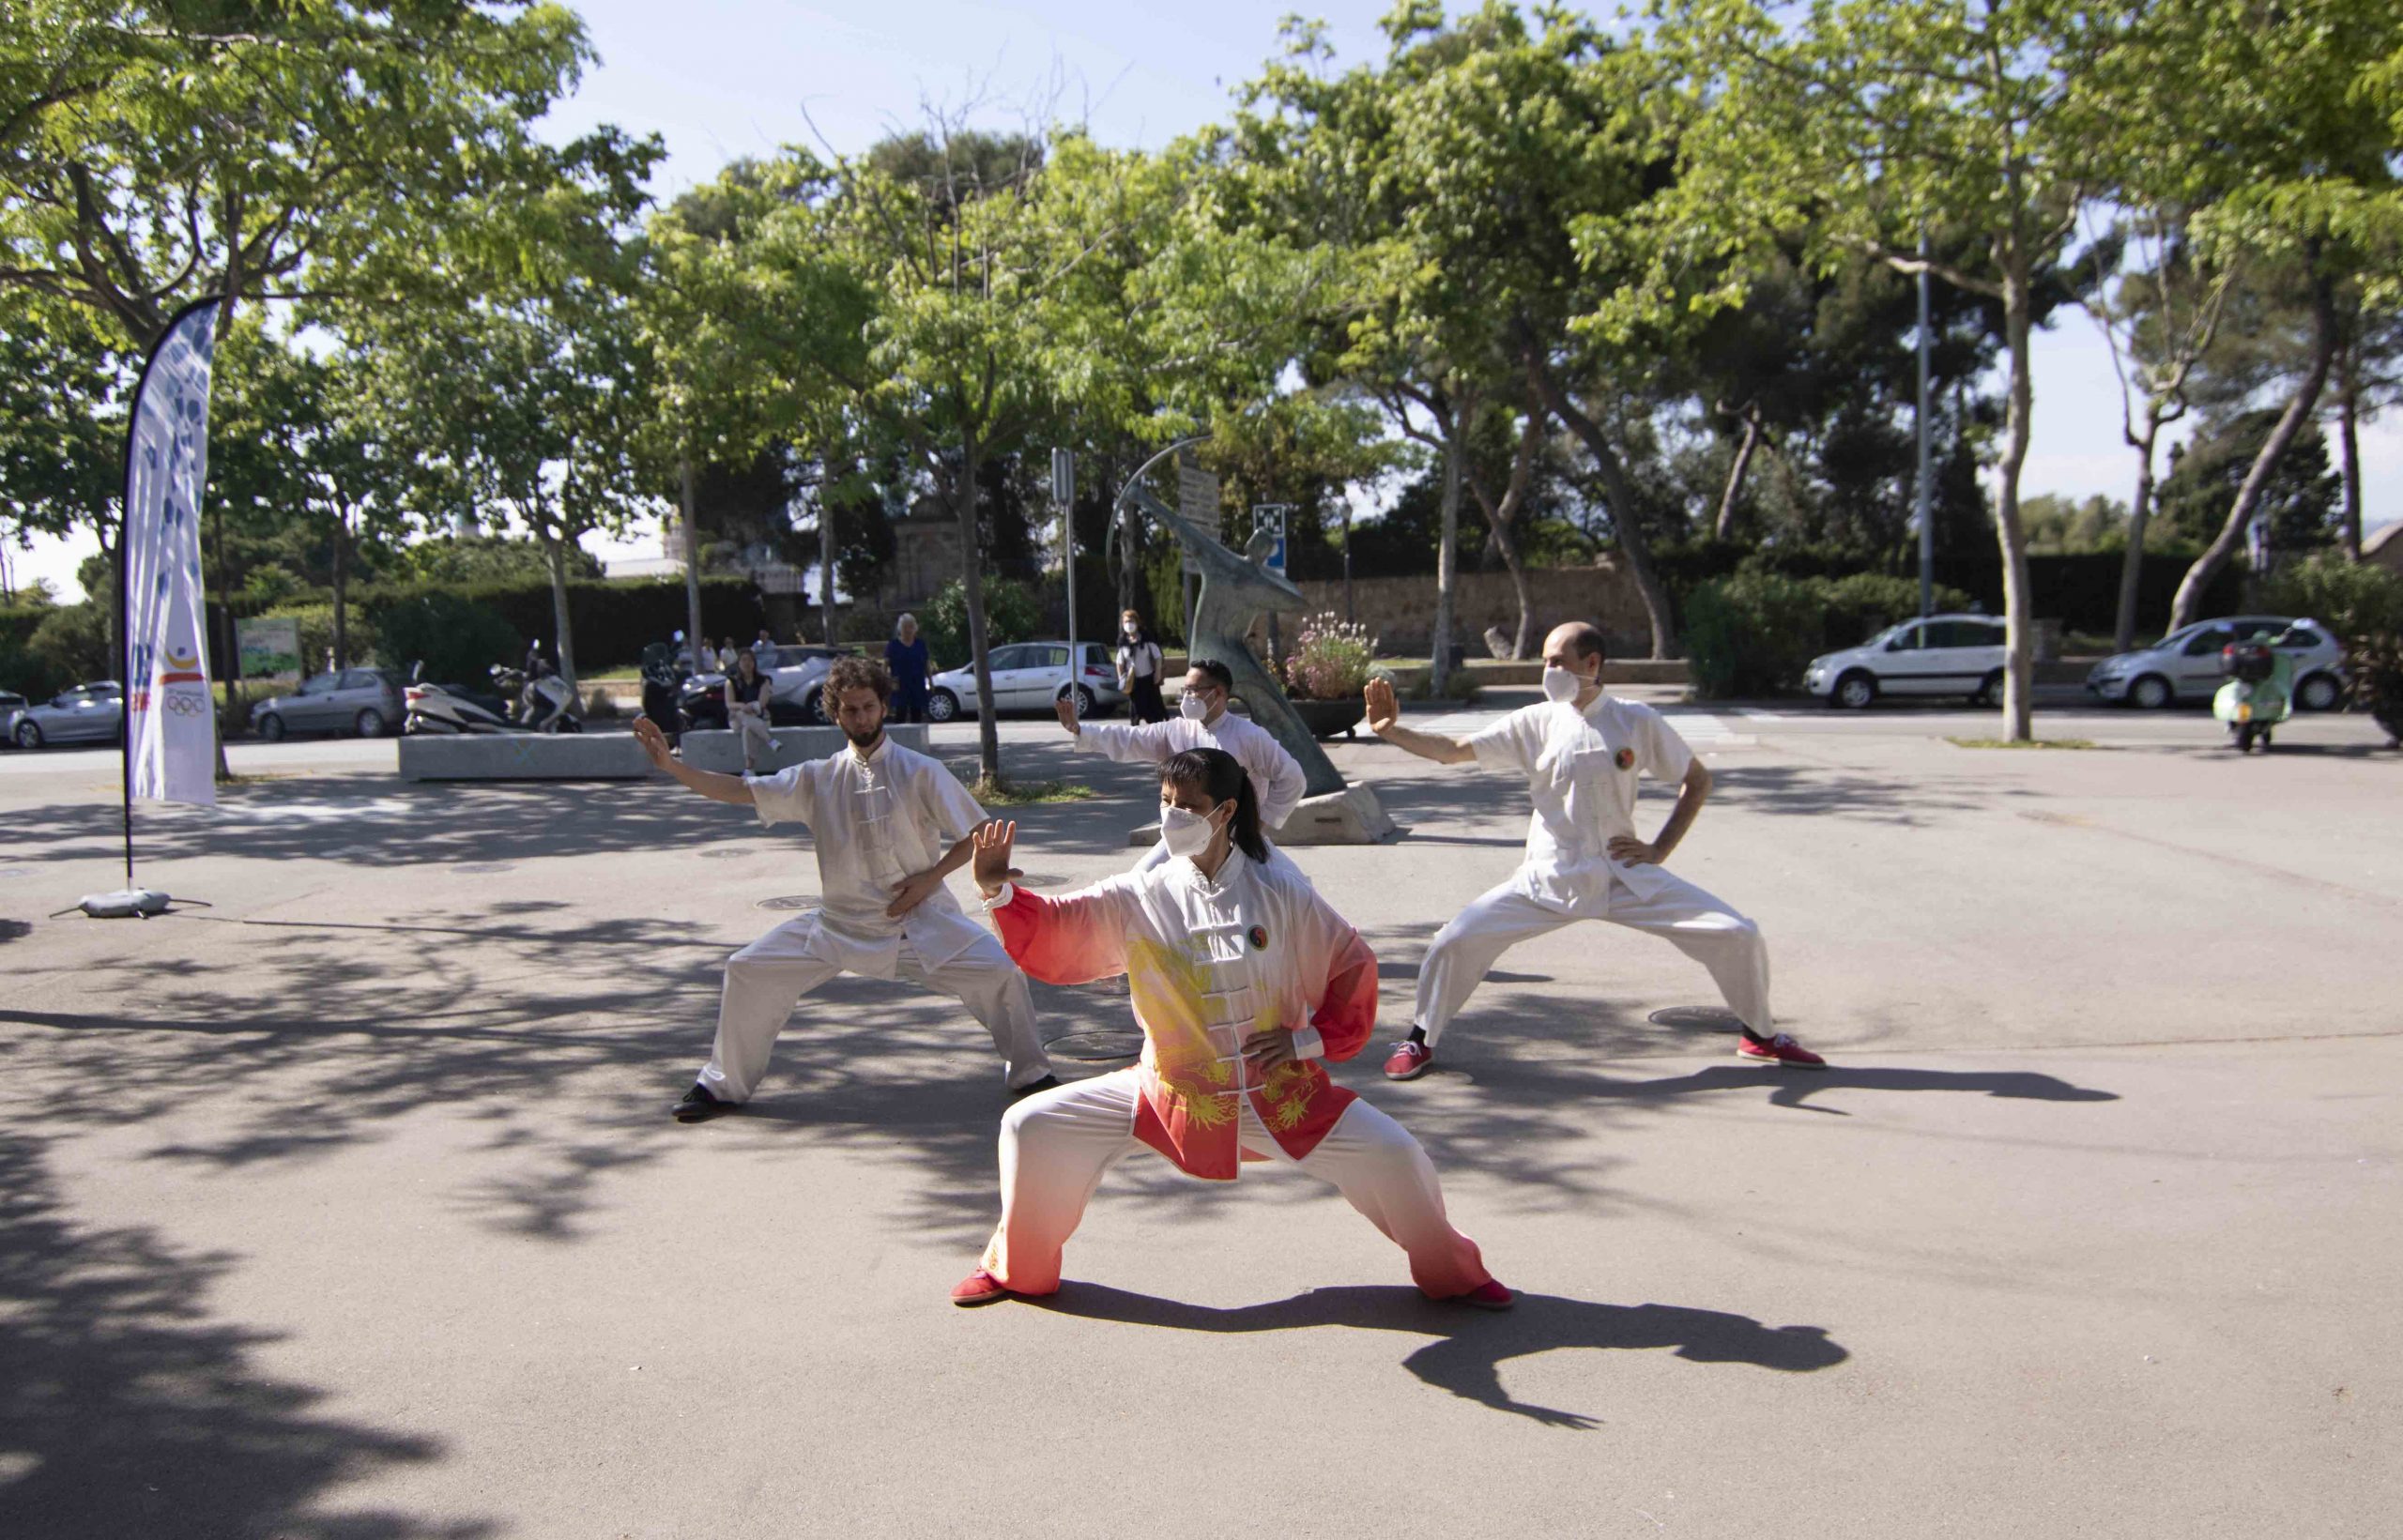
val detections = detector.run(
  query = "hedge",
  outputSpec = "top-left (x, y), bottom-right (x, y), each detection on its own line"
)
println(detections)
top-left (229, 576), bottom-right (771, 676)
top-left (1685, 570), bottom-right (1977, 699)
top-left (1654, 541), bottom-right (2242, 638)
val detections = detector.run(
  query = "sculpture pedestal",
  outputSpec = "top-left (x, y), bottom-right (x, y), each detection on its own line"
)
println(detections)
top-left (1274, 785), bottom-right (1397, 846)
top-left (1126, 785), bottom-right (1397, 850)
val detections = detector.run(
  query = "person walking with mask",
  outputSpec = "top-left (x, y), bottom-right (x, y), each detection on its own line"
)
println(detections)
top-left (634, 656), bottom-right (1060, 1122)
top-left (949, 748), bottom-right (1508, 1311)
top-left (1368, 620), bottom-right (1824, 1080)
top-left (1053, 657), bottom-right (1307, 871)
top-left (1115, 610), bottom-right (1168, 724)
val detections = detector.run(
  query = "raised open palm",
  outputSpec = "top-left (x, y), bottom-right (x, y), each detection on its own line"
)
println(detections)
top-left (972, 819), bottom-right (1024, 895)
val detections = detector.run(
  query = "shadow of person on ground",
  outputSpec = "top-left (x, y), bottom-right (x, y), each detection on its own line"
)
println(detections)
top-left (1025, 1282), bottom-right (1848, 1428)
top-left (1469, 1060), bottom-right (2120, 1115)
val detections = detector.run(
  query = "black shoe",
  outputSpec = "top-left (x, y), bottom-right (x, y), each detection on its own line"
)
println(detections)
top-left (1009, 1075), bottom-right (1063, 1101)
top-left (673, 1084), bottom-right (733, 1122)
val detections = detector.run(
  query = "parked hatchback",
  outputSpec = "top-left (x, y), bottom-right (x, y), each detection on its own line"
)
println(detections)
top-left (2085, 617), bottom-right (2345, 710)
top-left (926, 642), bottom-right (1124, 722)
top-left (8, 680), bottom-right (124, 749)
top-left (252, 667), bottom-right (406, 740)
top-left (1804, 614), bottom-right (2009, 709)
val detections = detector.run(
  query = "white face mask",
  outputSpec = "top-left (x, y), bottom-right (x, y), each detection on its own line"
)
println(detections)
top-left (1159, 803), bottom-right (1221, 860)
top-left (1541, 664), bottom-right (1588, 704)
top-left (1123, 622), bottom-right (1140, 637)
top-left (1179, 691), bottom-right (1211, 721)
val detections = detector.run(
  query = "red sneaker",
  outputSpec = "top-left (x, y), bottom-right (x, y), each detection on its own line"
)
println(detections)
top-left (1452, 1279), bottom-right (1515, 1311)
top-left (1383, 1041), bottom-right (1434, 1080)
top-left (1736, 1032), bottom-right (1826, 1069)
top-left (950, 1269), bottom-right (1014, 1307)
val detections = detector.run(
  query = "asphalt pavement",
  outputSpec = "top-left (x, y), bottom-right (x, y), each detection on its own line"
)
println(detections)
top-left (2, 695), bottom-right (2397, 1538)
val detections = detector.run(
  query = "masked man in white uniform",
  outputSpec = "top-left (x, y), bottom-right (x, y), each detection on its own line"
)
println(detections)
top-left (633, 657), bottom-right (1059, 1121)
top-left (1053, 656), bottom-right (1309, 872)
top-left (1370, 621), bottom-right (1825, 1079)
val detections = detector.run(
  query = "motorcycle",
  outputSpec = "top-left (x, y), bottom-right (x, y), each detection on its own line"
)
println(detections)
top-left (2214, 640), bottom-right (2293, 754)
top-left (404, 663), bottom-right (513, 735)
top-left (490, 665), bottom-right (583, 733)
top-left (677, 672), bottom-right (729, 733)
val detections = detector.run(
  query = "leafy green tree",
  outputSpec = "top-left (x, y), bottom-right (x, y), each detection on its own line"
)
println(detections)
top-left (1653, 0), bottom-right (2150, 739)
top-left (2156, 411), bottom-right (2341, 564)
top-left (1, 1), bottom-right (614, 348)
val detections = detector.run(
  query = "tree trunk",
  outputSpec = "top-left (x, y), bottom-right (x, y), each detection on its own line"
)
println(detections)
top-left (1995, 268), bottom-right (2039, 742)
top-left (957, 425), bottom-right (1002, 784)
top-left (1527, 358), bottom-right (1676, 658)
top-left (543, 532), bottom-right (578, 693)
top-left (209, 293), bottom-right (239, 781)
top-left (1464, 408), bottom-right (1544, 659)
top-left (1713, 409), bottom-right (1761, 541)
top-left (820, 491), bottom-right (836, 645)
top-left (2112, 410), bottom-right (2163, 653)
top-left (330, 511), bottom-right (350, 670)
top-left (2337, 338), bottom-right (2363, 561)
top-left (2169, 265), bottom-right (2337, 632)
top-left (1431, 434), bottom-right (1461, 697)
top-left (679, 455), bottom-right (706, 657)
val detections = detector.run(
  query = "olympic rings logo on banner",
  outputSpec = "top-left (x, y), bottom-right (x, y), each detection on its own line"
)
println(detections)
top-left (164, 693), bottom-right (207, 717)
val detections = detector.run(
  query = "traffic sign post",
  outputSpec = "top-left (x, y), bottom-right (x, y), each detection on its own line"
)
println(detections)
top-left (1253, 504), bottom-right (1293, 662)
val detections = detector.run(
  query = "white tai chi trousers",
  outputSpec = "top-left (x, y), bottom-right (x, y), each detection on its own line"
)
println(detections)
top-left (1415, 870), bottom-right (1771, 1046)
top-left (979, 1067), bottom-right (1491, 1299)
top-left (731, 708), bottom-right (774, 765)
top-left (698, 923), bottom-right (1049, 1101)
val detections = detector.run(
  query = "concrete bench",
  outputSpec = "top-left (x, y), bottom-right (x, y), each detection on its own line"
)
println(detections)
top-left (676, 724), bottom-right (930, 776)
top-left (398, 732), bottom-right (653, 782)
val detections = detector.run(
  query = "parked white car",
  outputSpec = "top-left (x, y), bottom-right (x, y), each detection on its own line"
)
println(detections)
top-left (926, 641), bottom-right (1124, 722)
top-left (2085, 617), bottom-right (2346, 710)
top-left (1803, 614), bottom-right (2009, 709)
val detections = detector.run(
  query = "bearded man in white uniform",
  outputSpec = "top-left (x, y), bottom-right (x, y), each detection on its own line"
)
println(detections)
top-left (633, 656), bottom-right (1058, 1122)
top-left (1052, 656), bottom-right (1309, 871)
top-left (1370, 621), bottom-right (1825, 1079)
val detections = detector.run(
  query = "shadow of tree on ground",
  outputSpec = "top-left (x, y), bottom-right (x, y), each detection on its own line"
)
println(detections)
top-left (0, 1132), bottom-right (491, 1540)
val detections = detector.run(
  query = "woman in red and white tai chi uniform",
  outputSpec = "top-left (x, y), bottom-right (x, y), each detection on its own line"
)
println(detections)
top-left (950, 746), bottom-right (1508, 1310)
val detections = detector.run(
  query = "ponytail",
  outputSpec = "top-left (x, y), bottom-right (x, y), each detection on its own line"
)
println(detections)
top-left (1161, 747), bottom-right (1266, 863)
top-left (1227, 773), bottom-right (1266, 863)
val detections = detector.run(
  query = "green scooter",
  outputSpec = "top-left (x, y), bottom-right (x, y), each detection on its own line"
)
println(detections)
top-left (2213, 637), bottom-right (2293, 754)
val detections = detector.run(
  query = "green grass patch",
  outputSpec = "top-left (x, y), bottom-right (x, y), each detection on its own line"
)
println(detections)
top-left (1947, 737), bottom-right (2098, 751)
top-left (970, 777), bottom-right (1097, 805)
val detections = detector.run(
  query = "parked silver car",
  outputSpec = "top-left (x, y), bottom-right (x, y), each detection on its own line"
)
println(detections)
top-left (1802, 614), bottom-right (2009, 709)
top-left (2085, 617), bottom-right (2346, 710)
top-left (926, 641), bottom-right (1125, 722)
top-left (252, 667), bottom-right (407, 740)
top-left (8, 680), bottom-right (125, 749)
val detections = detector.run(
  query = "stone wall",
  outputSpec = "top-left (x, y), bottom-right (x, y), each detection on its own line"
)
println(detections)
top-left (1290, 561), bottom-right (1652, 658)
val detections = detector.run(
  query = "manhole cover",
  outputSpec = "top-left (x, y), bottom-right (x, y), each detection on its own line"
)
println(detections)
top-left (755, 895), bottom-right (821, 912)
top-left (697, 847), bottom-right (752, 860)
top-left (454, 861), bottom-right (514, 875)
top-left (1047, 1029), bottom-right (1144, 1062)
top-left (1647, 1006), bottom-right (1741, 1030)
top-left (1013, 872), bottom-right (1065, 888)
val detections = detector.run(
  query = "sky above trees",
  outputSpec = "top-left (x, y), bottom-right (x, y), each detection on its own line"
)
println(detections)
top-left (8, 0), bottom-right (2396, 602)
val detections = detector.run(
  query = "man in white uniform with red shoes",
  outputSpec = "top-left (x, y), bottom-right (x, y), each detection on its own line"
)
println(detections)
top-left (1368, 620), bottom-right (1825, 1080)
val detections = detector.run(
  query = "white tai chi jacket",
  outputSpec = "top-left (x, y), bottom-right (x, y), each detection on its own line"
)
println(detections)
top-left (745, 735), bottom-right (992, 975)
top-left (1068, 713), bottom-right (1308, 831)
top-left (1467, 695), bottom-right (1698, 917)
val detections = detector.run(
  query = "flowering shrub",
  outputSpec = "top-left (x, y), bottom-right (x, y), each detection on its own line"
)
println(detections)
top-left (1279, 613), bottom-right (1378, 701)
